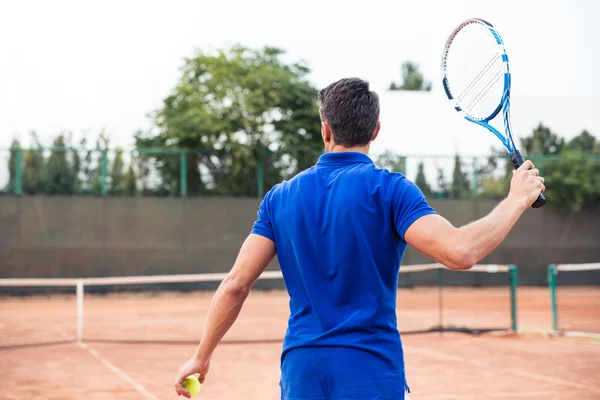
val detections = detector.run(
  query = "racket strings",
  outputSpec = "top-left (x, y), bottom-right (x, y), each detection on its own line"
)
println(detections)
top-left (458, 52), bottom-right (502, 106)
top-left (447, 28), bottom-right (496, 91)
top-left (450, 48), bottom-right (503, 117)
top-left (447, 28), bottom-right (490, 82)
top-left (443, 22), bottom-right (507, 120)
top-left (451, 48), bottom-right (498, 100)
top-left (465, 69), bottom-right (503, 113)
top-left (449, 42), bottom-right (499, 103)
top-left (456, 51), bottom-right (501, 106)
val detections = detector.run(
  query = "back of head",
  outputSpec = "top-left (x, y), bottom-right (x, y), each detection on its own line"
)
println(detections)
top-left (318, 78), bottom-right (380, 147)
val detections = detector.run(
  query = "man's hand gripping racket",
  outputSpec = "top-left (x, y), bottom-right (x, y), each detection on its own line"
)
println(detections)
top-left (440, 18), bottom-right (546, 208)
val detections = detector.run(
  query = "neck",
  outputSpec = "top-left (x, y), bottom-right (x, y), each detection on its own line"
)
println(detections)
top-left (327, 144), bottom-right (370, 154)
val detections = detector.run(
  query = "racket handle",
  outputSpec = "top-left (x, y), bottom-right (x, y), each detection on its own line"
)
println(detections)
top-left (509, 150), bottom-right (547, 208)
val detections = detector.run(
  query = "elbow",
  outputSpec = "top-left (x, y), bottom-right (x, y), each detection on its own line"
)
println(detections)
top-left (446, 246), bottom-right (477, 271)
top-left (222, 274), bottom-right (252, 300)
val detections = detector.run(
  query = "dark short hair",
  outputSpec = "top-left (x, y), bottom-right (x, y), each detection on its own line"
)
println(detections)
top-left (318, 78), bottom-right (380, 147)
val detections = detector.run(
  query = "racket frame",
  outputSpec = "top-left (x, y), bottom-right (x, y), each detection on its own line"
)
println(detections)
top-left (441, 18), bottom-right (516, 153)
top-left (440, 18), bottom-right (546, 208)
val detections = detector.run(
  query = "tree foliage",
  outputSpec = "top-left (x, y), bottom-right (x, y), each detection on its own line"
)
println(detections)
top-left (414, 162), bottom-right (432, 197)
top-left (475, 148), bottom-right (511, 200)
top-left (435, 167), bottom-right (450, 199)
top-left (475, 127), bottom-right (600, 212)
top-left (135, 45), bottom-right (323, 196)
top-left (389, 61), bottom-right (432, 91)
top-left (376, 151), bottom-right (405, 174)
top-left (44, 134), bottom-right (79, 195)
top-left (450, 154), bottom-right (470, 199)
top-left (521, 123), bottom-right (564, 155)
top-left (566, 129), bottom-right (595, 153)
top-left (5, 131), bottom-right (138, 197)
top-left (542, 130), bottom-right (600, 212)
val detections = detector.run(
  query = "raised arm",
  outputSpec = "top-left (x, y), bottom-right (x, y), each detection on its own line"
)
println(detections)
top-left (404, 160), bottom-right (545, 270)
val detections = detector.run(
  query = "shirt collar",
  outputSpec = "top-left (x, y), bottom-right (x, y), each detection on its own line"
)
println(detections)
top-left (316, 151), bottom-right (374, 165)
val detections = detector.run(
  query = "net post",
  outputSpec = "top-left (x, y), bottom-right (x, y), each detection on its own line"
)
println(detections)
top-left (509, 264), bottom-right (518, 333)
top-left (548, 264), bottom-right (558, 332)
top-left (76, 279), bottom-right (84, 343)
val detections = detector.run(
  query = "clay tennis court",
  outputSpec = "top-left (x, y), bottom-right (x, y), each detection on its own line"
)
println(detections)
top-left (1, 286), bottom-right (599, 399)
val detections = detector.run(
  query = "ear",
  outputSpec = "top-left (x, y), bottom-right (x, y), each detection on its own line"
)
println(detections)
top-left (371, 121), bottom-right (381, 142)
top-left (322, 121), bottom-right (333, 144)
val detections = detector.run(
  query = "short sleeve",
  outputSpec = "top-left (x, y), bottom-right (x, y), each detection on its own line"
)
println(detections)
top-left (392, 177), bottom-right (437, 240)
top-left (250, 189), bottom-right (275, 242)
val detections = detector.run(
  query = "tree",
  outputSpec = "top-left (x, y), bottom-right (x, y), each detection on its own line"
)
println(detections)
top-left (414, 162), bottom-right (432, 197)
top-left (376, 151), bottom-right (405, 173)
top-left (45, 134), bottom-right (79, 195)
top-left (521, 123), bottom-right (564, 155)
top-left (477, 147), bottom-right (512, 199)
top-left (389, 61), bottom-right (432, 91)
top-left (80, 133), bottom-right (110, 195)
top-left (450, 154), bottom-right (470, 199)
top-left (124, 158), bottom-right (138, 196)
top-left (6, 139), bottom-right (21, 193)
top-left (435, 166), bottom-right (449, 199)
top-left (543, 151), bottom-right (600, 212)
top-left (137, 45), bottom-right (323, 196)
top-left (567, 130), bottom-right (595, 154)
top-left (22, 132), bottom-right (46, 195)
top-left (540, 129), bottom-right (600, 213)
top-left (109, 149), bottom-right (126, 195)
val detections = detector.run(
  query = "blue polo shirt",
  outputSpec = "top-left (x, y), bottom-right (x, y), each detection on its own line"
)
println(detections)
top-left (251, 152), bottom-right (436, 400)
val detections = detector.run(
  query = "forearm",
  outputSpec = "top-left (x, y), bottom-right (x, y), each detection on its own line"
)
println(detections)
top-left (455, 195), bottom-right (526, 266)
top-left (193, 276), bottom-right (250, 360)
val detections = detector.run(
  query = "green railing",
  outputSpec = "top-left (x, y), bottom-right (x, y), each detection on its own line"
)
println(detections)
top-left (1, 146), bottom-right (599, 199)
top-left (0, 146), bottom-right (271, 198)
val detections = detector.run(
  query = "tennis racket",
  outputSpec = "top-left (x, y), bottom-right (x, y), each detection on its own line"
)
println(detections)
top-left (440, 18), bottom-right (546, 208)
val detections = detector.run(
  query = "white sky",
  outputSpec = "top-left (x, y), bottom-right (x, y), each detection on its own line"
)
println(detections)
top-left (0, 0), bottom-right (598, 183)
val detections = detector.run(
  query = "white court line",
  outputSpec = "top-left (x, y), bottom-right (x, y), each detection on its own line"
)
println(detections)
top-left (77, 343), bottom-right (161, 400)
top-left (405, 344), bottom-right (600, 394)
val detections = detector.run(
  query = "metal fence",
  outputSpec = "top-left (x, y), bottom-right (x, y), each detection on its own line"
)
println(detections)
top-left (1, 146), bottom-right (599, 199)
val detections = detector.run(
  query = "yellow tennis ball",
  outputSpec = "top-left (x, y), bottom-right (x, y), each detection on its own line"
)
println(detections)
top-left (183, 375), bottom-right (201, 397)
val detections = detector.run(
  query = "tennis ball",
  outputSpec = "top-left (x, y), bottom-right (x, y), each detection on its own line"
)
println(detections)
top-left (183, 375), bottom-right (201, 397)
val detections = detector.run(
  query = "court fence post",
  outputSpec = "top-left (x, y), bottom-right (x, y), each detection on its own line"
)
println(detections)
top-left (179, 151), bottom-right (187, 198)
top-left (509, 264), bottom-right (518, 333)
top-left (76, 280), bottom-right (84, 343)
top-left (100, 149), bottom-right (108, 196)
top-left (548, 264), bottom-right (558, 332)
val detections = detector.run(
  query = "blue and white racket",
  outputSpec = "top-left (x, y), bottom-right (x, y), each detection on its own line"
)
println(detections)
top-left (441, 18), bottom-right (546, 208)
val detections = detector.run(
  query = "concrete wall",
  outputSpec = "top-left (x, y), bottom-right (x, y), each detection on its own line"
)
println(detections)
top-left (1, 196), bottom-right (599, 285)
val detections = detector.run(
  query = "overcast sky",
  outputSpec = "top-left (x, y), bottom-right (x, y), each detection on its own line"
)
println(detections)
top-left (0, 0), bottom-right (598, 159)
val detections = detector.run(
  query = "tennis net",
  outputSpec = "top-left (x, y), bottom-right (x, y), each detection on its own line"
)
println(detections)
top-left (0, 264), bottom-right (518, 349)
top-left (548, 263), bottom-right (600, 338)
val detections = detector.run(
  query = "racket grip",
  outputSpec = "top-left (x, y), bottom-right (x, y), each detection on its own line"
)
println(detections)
top-left (509, 150), bottom-right (546, 208)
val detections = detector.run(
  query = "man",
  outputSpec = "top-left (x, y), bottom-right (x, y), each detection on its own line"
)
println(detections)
top-left (174, 78), bottom-right (545, 399)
